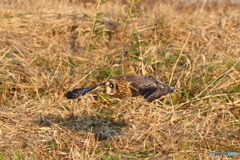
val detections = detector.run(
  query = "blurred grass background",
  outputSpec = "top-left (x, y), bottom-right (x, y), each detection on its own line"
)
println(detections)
top-left (0, 0), bottom-right (239, 159)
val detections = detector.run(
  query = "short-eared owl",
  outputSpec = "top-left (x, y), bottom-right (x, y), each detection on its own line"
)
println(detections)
top-left (65, 75), bottom-right (177, 102)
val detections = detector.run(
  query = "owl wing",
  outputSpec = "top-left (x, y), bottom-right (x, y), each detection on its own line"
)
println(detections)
top-left (128, 76), bottom-right (177, 102)
top-left (65, 82), bottom-right (106, 99)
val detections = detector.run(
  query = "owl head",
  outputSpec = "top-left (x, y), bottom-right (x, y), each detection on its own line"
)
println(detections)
top-left (105, 79), bottom-right (117, 95)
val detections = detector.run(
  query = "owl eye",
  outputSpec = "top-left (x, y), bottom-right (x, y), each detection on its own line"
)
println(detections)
top-left (109, 83), bottom-right (113, 88)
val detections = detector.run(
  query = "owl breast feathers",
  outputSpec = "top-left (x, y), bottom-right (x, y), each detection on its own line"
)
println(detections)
top-left (65, 75), bottom-right (178, 102)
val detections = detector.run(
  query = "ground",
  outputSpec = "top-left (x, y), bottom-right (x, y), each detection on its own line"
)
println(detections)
top-left (0, 0), bottom-right (239, 159)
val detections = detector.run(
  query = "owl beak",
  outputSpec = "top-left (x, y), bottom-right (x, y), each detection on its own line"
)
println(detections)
top-left (105, 81), bottom-right (111, 94)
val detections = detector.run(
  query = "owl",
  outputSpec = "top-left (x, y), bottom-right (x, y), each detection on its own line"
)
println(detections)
top-left (65, 75), bottom-right (178, 102)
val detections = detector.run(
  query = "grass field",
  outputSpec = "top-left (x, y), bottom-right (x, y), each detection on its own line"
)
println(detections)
top-left (0, 0), bottom-right (239, 159)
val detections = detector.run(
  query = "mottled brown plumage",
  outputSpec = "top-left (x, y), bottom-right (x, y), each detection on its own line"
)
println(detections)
top-left (65, 75), bottom-right (178, 102)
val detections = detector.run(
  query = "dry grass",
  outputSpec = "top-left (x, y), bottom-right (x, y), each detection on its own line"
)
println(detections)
top-left (0, 0), bottom-right (240, 159)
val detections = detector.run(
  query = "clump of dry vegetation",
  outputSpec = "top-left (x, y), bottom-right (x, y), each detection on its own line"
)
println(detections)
top-left (0, 0), bottom-right (239, 159)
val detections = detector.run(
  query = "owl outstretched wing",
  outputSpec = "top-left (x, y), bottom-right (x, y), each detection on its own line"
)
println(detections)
top-left (65, 82), bottom-right (106, 99)
top-left (128, 75), bottom-right (178, 102)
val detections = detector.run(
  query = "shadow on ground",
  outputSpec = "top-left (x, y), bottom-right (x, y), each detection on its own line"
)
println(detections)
top-left (35, 113), bottom-right (128, 141)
